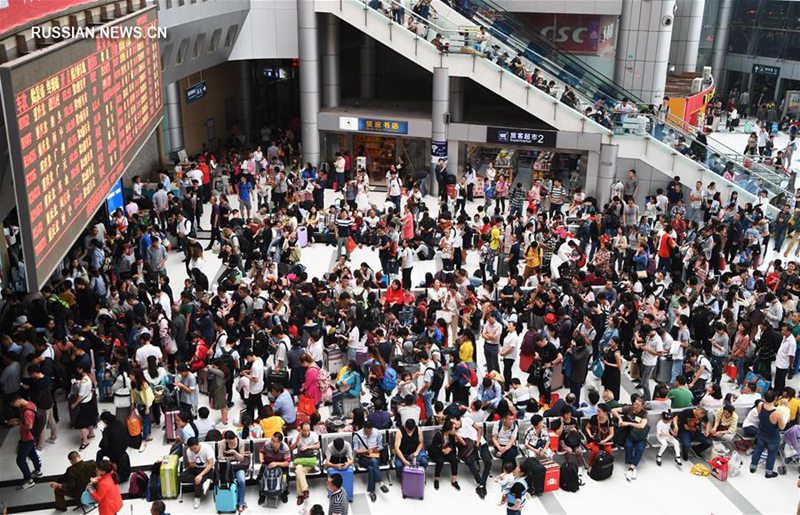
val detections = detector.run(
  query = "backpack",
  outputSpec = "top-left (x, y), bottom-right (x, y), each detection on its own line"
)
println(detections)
top-left (128, 470), bottom-right (149, 497)
top-left (127, 413), bottom-right (143, 437)
top-left (317, 368), bottom-right (333, 403)
top-left (427, 366), bottom-right (445, 392)
top-left (588, 450), bottom-right (614, 481)
top-left (381, 366), bottom-right (398, 392)
top-left (146, 468), bottom-right (162, 502)
top-left (260, 466), bottom-right (285, 496)
top-left (457, 362), bottom-right (478, 387)
top-left (559, 460), bottom-right (582, 492)
top-left (218, 346), bottom-right (235, 375)
top-left (25, 408), bottom-right (47, 439)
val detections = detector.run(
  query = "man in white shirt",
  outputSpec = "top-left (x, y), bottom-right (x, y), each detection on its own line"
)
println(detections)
top-left (181, 437), bottom-right (215, 509)
top-left (637, 325), bottom-right (664, 402)
top-left (134, 333), bottom-right (163, 369)
top-left (775, 324), bottom-right (796, 392)
top-left (481, 313), bottom-right (502, 374)
top-left (243, 351), bottom-right (265, 420)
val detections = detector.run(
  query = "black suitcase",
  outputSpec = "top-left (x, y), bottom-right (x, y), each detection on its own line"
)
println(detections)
top-left (266, 367), bottom-right (289, 389)
top-left (655, 357), bottom-right (673, 384)
top-left (315, 232), bottom-right (336, 245)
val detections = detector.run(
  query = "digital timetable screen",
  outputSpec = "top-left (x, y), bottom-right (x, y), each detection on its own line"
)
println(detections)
top-left (0, 7), bottom-right (163, 289)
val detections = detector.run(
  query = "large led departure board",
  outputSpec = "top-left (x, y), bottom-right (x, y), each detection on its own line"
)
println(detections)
top-left (0, 7), bottom-right (163, 289)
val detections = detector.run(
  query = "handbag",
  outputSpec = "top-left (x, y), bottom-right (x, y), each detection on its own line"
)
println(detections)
top-left (458, 438), bottom-right (477, 462)
top-left (592, 358), bottom-right (605, 378)
top-left (628, 424), bottom-right (650, 443)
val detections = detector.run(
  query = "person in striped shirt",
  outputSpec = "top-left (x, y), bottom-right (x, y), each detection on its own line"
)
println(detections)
top-left (548, 178), bottom-right (566, 218)
top-left (327, 470), bottom-right (349, 515)
top-left (335, 209), bottom-right (352, 259)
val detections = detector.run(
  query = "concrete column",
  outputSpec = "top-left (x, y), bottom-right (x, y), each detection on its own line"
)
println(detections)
top-left (239, 60), bottom-right (253, 145)
top-left (584, 150), bottom-right (600, 201)
top-left (449, 77), bottom-right (464, 123)
top-left (711, 0), bottom-right (734, 93)
top-left (297, 0), bottom-right (321, 166)
top-left (670, 0), bottom-right (705, 73)
top-left (431, 67), bottom-right (450, 197)
top-left (322, 14), bottom-right (340, 108)
top-left (614, 0), bottom-right (676, 104)
top-left (360, 35), bottom-right (376, 100)
top-left (775, 77), bottom-right (783, 104)
top-left (448, 140), bottom-right (461, 177)
top-left (596, 143), bottom-right (619, 207)
top-left (164, 81), bottom-right (184, 154)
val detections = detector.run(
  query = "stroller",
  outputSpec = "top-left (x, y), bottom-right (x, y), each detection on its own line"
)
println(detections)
top-left (778, 424), bottom-right (800, 474)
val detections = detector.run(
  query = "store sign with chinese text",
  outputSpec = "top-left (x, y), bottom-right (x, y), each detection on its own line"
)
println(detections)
top-left (358, 118), bottom-right (409, 134)
top-left (487, 127), bottom-right (557, 147)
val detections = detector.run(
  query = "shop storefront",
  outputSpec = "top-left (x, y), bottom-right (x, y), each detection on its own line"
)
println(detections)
top-left (456, 126), bottom-right (587, 195)
top-left (319, 113), bottom-right (430, 187)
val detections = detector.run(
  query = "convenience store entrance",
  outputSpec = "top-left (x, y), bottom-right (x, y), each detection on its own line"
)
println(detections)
top-left (464, 143), bottom-right (587, 195)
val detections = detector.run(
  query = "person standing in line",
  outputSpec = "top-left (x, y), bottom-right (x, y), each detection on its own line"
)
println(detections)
top-left (9, 394), bottom-right (42, 490)
top-left (481, 312), bottom-right (502, 374)
top-left (775, 324), bottom-right (796, 393)
top-left (749, 390), bottom-right (787, 478)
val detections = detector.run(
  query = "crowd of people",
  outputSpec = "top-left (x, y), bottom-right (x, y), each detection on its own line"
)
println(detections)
top-left (1, 120), bottom-right (799, 515)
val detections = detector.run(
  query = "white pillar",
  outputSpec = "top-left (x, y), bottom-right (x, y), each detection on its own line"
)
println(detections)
top-left (164, 81), bottom-right (184, 154)
top-left (596, 144), bottom-right (619, 207)
top-left (711, 0), bottom-right (734, 93)
top-left (360, 35), bottom-right (376, 100)
top-left (297, 0), bottom-right (321, 166)
top-left (614, 0), bottom-right (676, 104)
top-left (322, 15), bottom-right (340, 108)
top-left (239, 60), bottom-right (253, 145)
top-left (431, 67), bottom-right (450, 197)
top-left (670, 0), bottom-right (705, 73)
top-left (449, 77), bottom-right (464, 123)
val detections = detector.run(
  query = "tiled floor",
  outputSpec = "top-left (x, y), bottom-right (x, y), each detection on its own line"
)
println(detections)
top-left (4, 125), bottom-right (800, 514)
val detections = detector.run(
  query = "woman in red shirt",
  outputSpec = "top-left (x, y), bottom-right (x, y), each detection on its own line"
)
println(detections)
top-left (383, 279), bottom-right (404, 311)
top-left (88, 460), bottom-right (123, 515)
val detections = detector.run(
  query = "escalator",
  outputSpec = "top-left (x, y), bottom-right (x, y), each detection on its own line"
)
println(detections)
top-left (315, 0), bottom-right (790, 211)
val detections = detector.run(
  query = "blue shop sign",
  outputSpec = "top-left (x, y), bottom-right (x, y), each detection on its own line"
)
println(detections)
top-left (358, 118), bottom-right (409, 134)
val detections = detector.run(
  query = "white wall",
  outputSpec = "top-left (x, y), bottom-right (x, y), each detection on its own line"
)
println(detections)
top-left (228, 0), bottom-right (299, 60)
top-left (491, 0), bottom-right (622, 15)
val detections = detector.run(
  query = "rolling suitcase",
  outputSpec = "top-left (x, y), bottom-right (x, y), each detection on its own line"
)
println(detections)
top-left (355, 349), bottom-right (370, 368)
top-left (266, 367), bottom-right (289, 389)
top-left (543, 460), bottom-right (560, 493)
top-left (164, 410), bottom-right (179, 442)
top-left (521, 457), bottom-right (546, 495)
top-left (215, 460), bottom-right (238, 513)
top-left (324, 347), bottom-right (345, 376)
top-left (160, 454), bottom-right (179, 499)
top-left (198, 367), bottom-right (209, 395)
top-left (328, 466), bottom-right (354, 501)
top-left (297, 226), bottom-right (308, 248)
top-left (401, 466), bottom-right (425, 499)
top-left (656, 357), bottom-right (673, 384)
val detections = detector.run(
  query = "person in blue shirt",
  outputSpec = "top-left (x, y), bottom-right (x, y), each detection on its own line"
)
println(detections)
top-left (236, 175), bottom-right (253, 218)
top-left (301, 162), bottom-right (316, 181)
top-left (477, 376), bottom-right (503, 411)
top-left (269, 383), bottom-right (297, 427)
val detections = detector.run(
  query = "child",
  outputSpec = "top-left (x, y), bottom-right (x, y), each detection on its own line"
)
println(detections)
top-left (656, 410), bottom-right (682, 467)
top-left (397, 371), bottom-right (417, 399)
top-left (496, 461), bottom-right (517, 506)
top-left (431, 401), bottom-right (447, 426)
top-left (506, 379), bottom-right (532, 418)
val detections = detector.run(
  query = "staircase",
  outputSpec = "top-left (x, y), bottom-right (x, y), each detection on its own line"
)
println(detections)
top-left (315, 0), bottom-right (788, 212)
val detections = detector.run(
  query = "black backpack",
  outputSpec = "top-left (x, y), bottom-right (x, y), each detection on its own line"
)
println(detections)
top-left (589, 450), bottom-right (614, 481)
top-left (427, 366), bottom-right (445, 393)
top-left (520, 457), bottom-right (546, 495)
top-left (559, 460), bottom-right (582, 492)
top-left (27, 408), bottom-right (47, 439)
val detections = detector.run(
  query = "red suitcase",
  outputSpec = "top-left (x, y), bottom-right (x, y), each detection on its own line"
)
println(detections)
top-left (401, 466), bottom-right (425, 500)
top-left (543, 461), bottom-right (560, 493)
top-left (164, 410), bottom-right (179, 442)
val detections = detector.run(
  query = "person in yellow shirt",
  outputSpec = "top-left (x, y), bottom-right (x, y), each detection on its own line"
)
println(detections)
top-left (782, 387), bottom-right (800, 423)
top-left (458, 331), bottom-right (476, 365)
top-left (258, 405), bottom-right (284, 437)
top-left (488, 220), bottom-right (502, 275)
top-left (523, 241), bottom-right (542, 282)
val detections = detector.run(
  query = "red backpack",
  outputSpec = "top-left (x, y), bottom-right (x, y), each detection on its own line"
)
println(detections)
top-left (458, 362), bottom-right (478, 387)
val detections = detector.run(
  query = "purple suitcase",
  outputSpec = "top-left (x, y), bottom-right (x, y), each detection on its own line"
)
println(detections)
top-left (355, 349), bottom-right (370, 368)
top-left (297, 226), bottom-right (308, 248)
top-left (164, 410), bottom-right (179, 442)
top-left (401, 466), bottom-right (425, 500)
